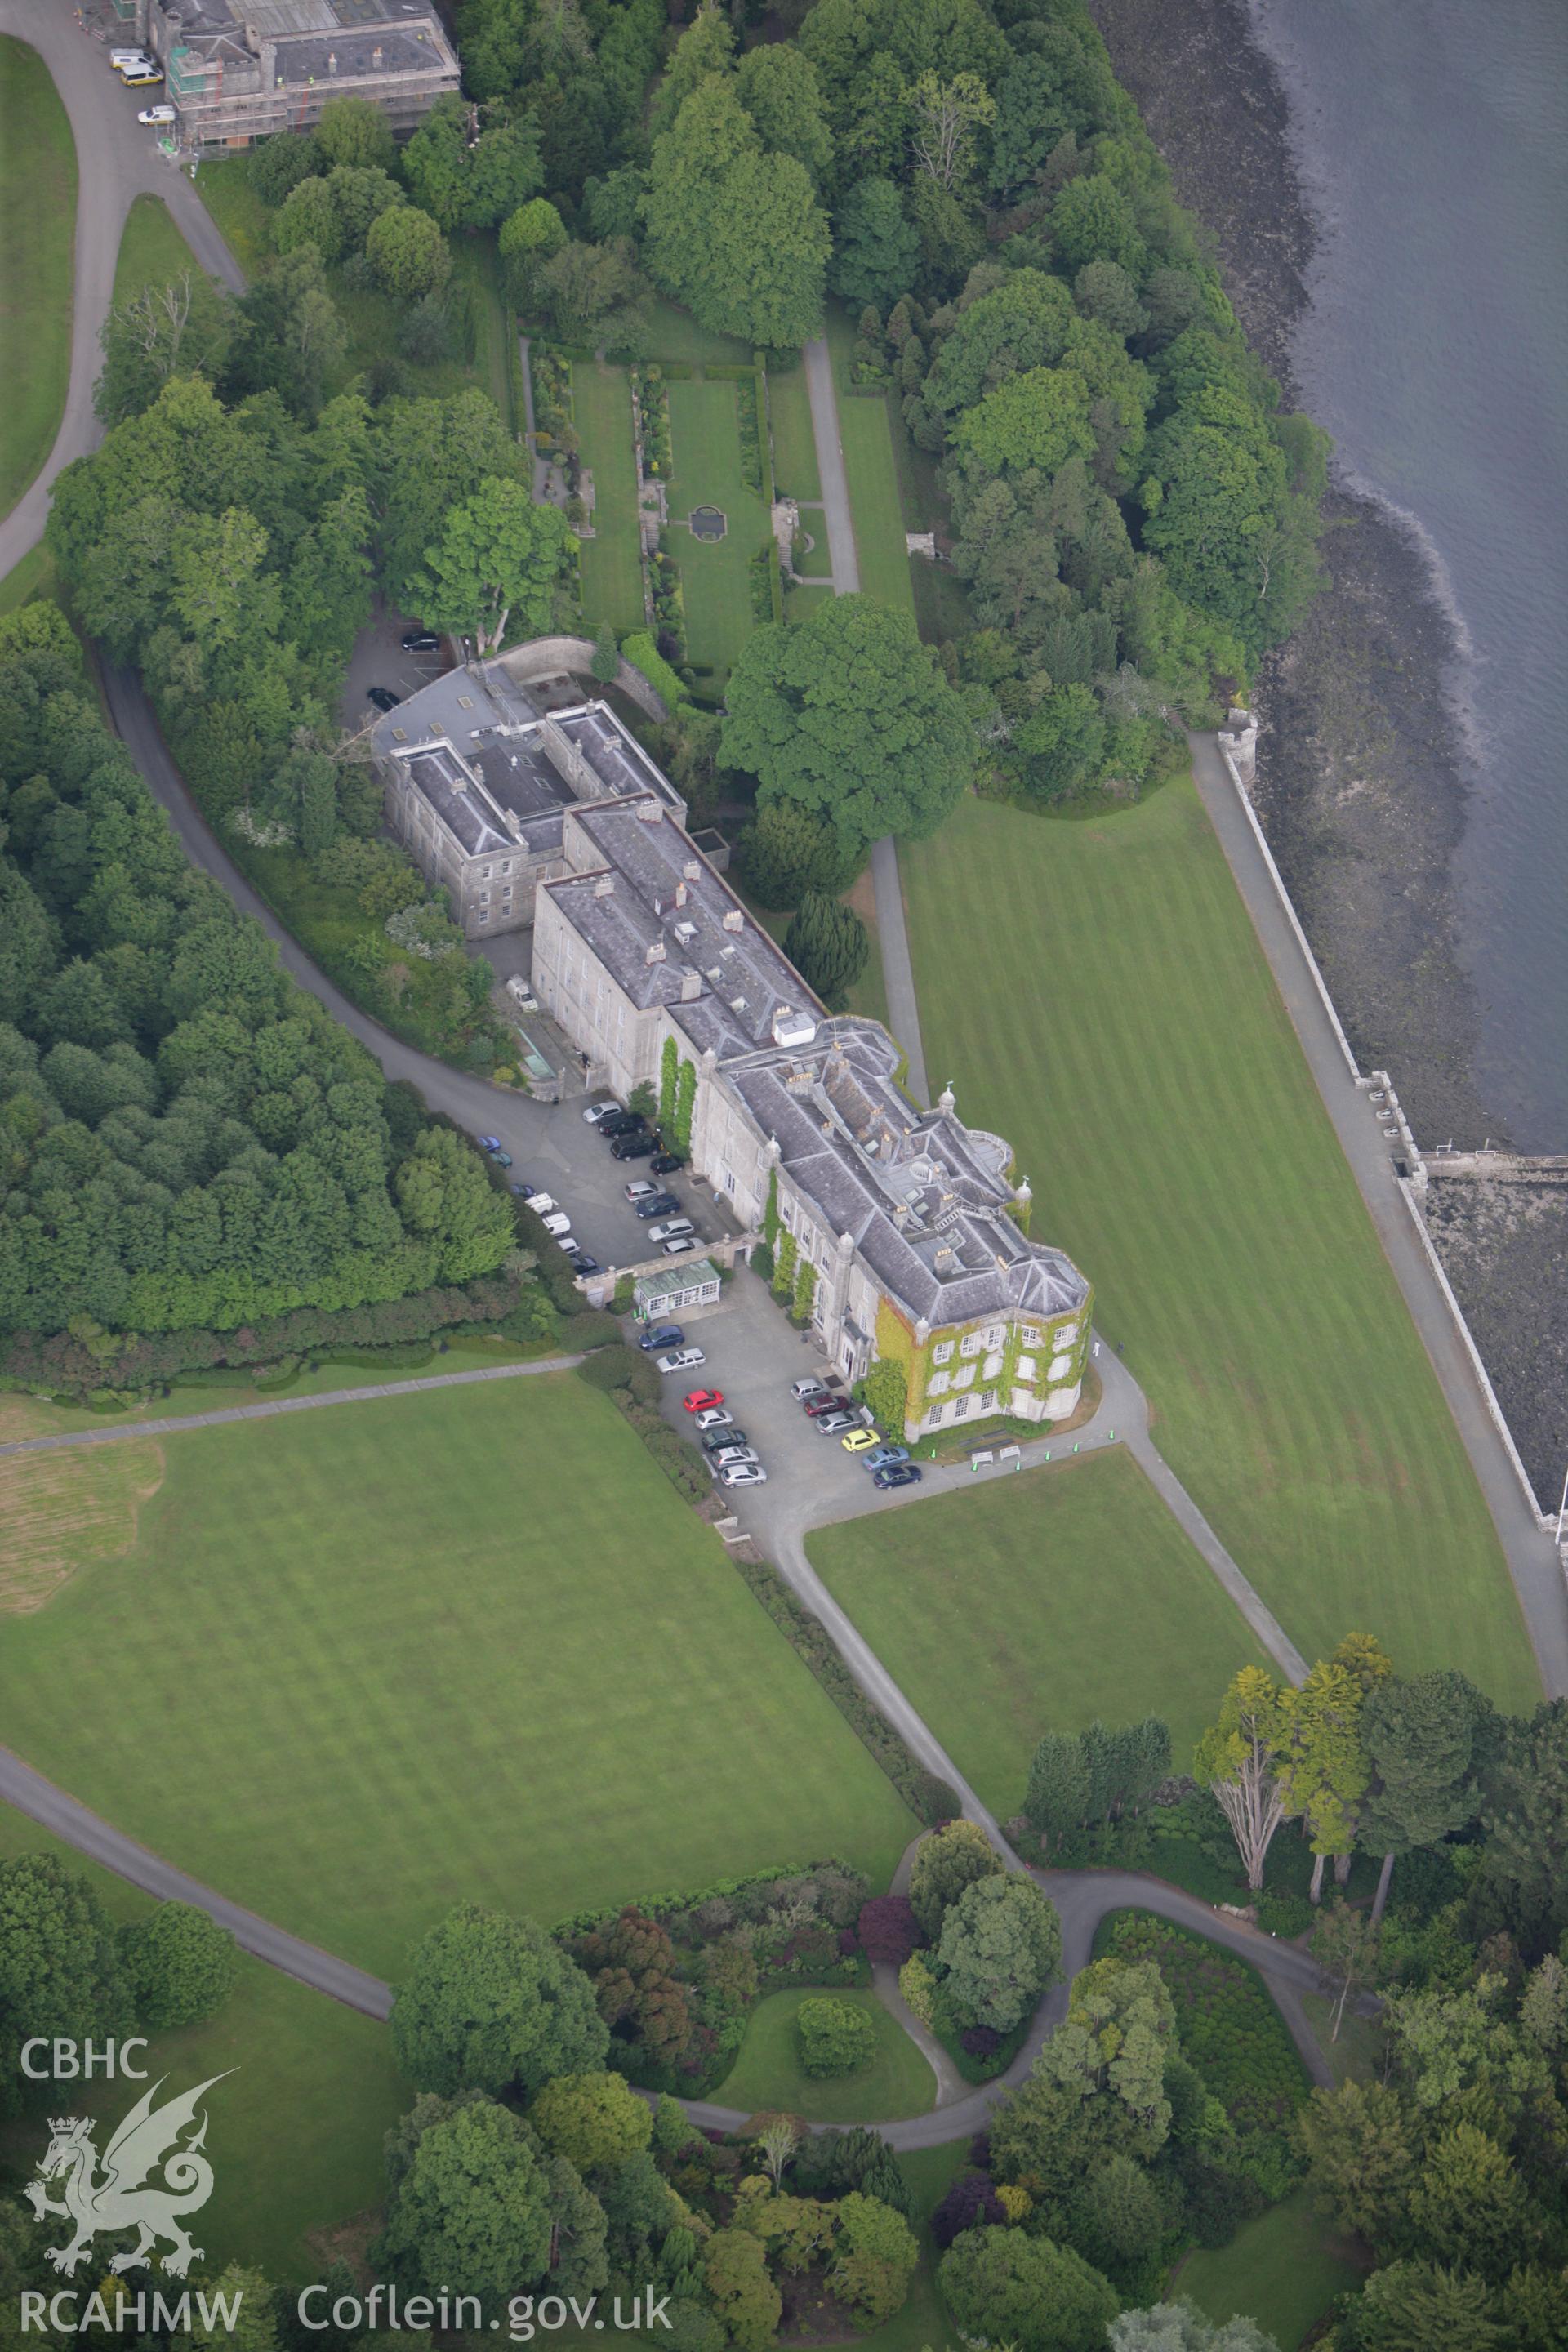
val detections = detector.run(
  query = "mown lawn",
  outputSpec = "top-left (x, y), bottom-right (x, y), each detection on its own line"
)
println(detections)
top-left (713, 1985), bottom-right (935, 2124)
top-left (1174, 2188), bottom-right (1366, 2350)
top-left (194, 156), bottom-right (271, 280)
top-left (0, 1377), bottom-right (913, 1978)
top-left (573, 359), bottom-right (646, 634)
top-left (767, 359), bottom-right (822, 503)
top-left (810, 1452), bottom-right (1272, 1816)
top-left (0, 36), bottom-right (76, 520)
top-left (114, 193), bottom-right (202, 305)
top-left (902, 788), bottom-right (1539, 1707)
top-left (644, 294), bottom-right (752, 368)
top-left (667, 375), bottom-right (772, 683)
top-left (0, 1802), bottom-right (403, 2280)
top-left (827, 308), bottom-right (918, 619)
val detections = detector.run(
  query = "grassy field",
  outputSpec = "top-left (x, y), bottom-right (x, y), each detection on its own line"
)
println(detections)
top-left (667, 375), bottom-right (773, 682)
top-left (114, 194), bottom-right (202, 305)
top-left (827, 309), bottom-right (918, 620)
top-left (767, 359), bottom-right (822, 503)
top-left (0, 541), bottom-right (59, 616)
top-left (1174, 2188), bottom-right (1365, 2350)
top-left (902, 789), bottom-right (1539, 1708)
top-left (712, 1985), bottom-right (935, 2124)
top-left (0, 1377), bottom-right (912, 1977)
top-left (810, 1452), bottom-right (1272, 1815)
top-left (573, 360), bottom-right (646, 634)
top-left (194, 157), bottom-right (271, 279)
top-left (0, 37), bottom-right (77, 520)
top-left (644, 295), bottom-right (752, 368)
top-left (0, 1802), bottom-right (402, 2279)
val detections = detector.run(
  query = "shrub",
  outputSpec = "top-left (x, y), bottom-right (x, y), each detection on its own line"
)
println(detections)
top-left (558, 1309), bottom-right (621, 1352)
top-left (1256, 1889), bottom-right (1315, 1938)
top-left (796, 1997), bottom-right (876, 2078)
top-left (960, 2023), bottom-right (1001, 2059)
top-left (932, 2170), bottom-right (1005, 2249)
top-left (858, 1896), bottom-right (922, 1966)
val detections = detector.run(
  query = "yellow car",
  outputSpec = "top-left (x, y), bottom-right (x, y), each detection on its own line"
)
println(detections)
top-left (841, 1428), bottom-right (879, 1454)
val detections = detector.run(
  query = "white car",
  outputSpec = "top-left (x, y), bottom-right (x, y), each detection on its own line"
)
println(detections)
top-left (581, 1101), bottom-right (621, 1126)
top-left (647, 1218), bottom-right (694, 1245)
top-left (540, 1211), bottom-right (572, 1237)
top-left (623, 1179), bottom-right (660, 1202)
top-left (693, 1406), bottom-right (732, 1431)
top-left (719, 1461), bottom-right (768, 1488)
top-left (708, 1446), bottom-right (759, 1471)
top-left (551, 1229), bottom-right (577, 1250)
top-left (791, 1375), bottom-right (832, 1401)
top-left (656, 1346), bottom-right (706, 1375)
top-left (137, 103), bottom-right (176, 124)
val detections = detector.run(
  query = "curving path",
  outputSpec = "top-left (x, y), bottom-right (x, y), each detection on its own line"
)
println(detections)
top-left (0, 1735), bottom-right (1348, 2140)
top-left (0, 2), bottom-right (245, 577)
top-left (0, 677), bottom-right (1337, 2132)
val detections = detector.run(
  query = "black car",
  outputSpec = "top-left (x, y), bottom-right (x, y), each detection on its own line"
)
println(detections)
top-left (649, 1151), bottom-right (684, 1175)
top-left (634, 1192), bottom-right (680, 1220)
top-left (401, 630), bottom-right (441, 653)
top-left (598, 1111), bottom-right (646, 1140)
top-left (568, 1250), bottom-right (601, 1276)
top-left (366, 686), bottom-right (401, 713)
top-left (701, 1425), bottom-right (746, 1453)
top-left (611, 1132), bottom-right (657, 1160)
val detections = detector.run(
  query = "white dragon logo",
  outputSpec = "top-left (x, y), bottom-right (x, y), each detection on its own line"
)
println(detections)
top-left (25, 2073), bottom-right (234, 2279)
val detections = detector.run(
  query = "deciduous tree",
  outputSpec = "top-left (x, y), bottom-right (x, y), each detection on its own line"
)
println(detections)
top-left (939, 2223), bottom-right (1119, 2352)
top-left (722, 595), bottom-right (976, 858)
top-left (415, 478), bottom-right (575, 655)
top-left (390, 1902), bottom-right (608, 2098)
top-left (1194, 1667), bottom-right (1290, 1892)
top-left (119, 1900), bottom-right (238, 2029)
top-left (936, 1874), bottom-right (1062, 2033)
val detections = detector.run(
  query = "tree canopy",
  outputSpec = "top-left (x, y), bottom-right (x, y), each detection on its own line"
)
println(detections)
top-left (721, 595), bottom-right (977, 858)
top-left (391, 1903), bottom-right (609, 2100)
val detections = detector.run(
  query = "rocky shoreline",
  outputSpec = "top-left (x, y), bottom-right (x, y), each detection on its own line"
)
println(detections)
top-left (1085, 0), bottom-right (1566, 1514)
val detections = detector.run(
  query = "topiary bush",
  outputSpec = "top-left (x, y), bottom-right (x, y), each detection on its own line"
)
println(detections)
top-left (796, 1997), bottom-right (876, 2078)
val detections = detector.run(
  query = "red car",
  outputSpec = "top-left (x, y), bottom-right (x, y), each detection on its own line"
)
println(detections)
top-left (804, 1392), bottom-right (848, 1418)
top-left (683, 1388), bottom-right (724, 1414)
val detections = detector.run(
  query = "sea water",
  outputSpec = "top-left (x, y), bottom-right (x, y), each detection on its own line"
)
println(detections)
top-left (1250, 0), bottom-right (1568, 1147)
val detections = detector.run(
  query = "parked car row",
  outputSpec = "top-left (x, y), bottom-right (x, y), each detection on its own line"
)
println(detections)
top-left (479, 1134), bottom-right (607, 1275)
top-left (647, 1352), bottom-right (767, 1486)
top-left (584, 1098), bottom-right (694, 1256)
top-left (795, 1374), bottom-right (921, 1489)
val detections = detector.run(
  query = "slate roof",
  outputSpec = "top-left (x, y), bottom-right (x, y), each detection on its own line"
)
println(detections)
top-left (543, 798), bottom-right (821, 1058)
top-left (723, 1022), bottom-right (1089, 1331)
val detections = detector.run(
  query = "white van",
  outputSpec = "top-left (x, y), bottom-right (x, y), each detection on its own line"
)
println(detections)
top-left (111, 47), bottom-right (154, 65)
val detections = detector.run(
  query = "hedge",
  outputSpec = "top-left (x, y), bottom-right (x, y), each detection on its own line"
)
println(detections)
top-left (0, 1274), bottom-right (541, 1402)
top-left (729, 1549), bottom-right (959, 1829)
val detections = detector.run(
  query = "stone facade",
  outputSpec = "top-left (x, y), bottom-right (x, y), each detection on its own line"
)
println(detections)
top-left (522, 706), bottom-right (1094, 1435)
top-left (368, 657), bottom-right (685, 942)
top-left (146, 1), bottom-right (459, 152)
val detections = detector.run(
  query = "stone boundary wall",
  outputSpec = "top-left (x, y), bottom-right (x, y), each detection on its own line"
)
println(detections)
top-left (492, 639), bottom-right (670, 722)
top-left (1214, 726), bottom-right (1555, 1534)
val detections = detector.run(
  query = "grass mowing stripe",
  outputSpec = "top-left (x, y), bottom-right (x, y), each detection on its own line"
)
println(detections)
top-left (903, 787), bottom-right (1539, 1709)
top-left (667, 375), bottom-right (772, 683)
top-left (768, 360), bottom-right (822, 503)
top-left (0, 37), bottom-right (76, 520)
top-left (572, 359), bottom-right (646, 633)
top-left (0, 1376), bottom-right (913, 1976)
top-left (809, 1452), bottom-right (1272, 1815)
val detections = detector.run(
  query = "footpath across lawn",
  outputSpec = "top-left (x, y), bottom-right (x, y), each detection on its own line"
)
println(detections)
top-left (903, 788), bottom-right (1539, 1708)
top-left (810, 1451), bottom-right (1272, 1820)
top-left (0, 36), bottom-right (77, 520)
top-left (0, 1802), bottom-right (402, 2280)
top-left (0, 1376), bottom-right (913, 1977)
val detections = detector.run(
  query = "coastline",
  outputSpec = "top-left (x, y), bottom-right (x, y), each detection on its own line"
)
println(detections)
top-left (1085, 0), bottom-right (1568, 1508)
top-left (1085, 0), bottom-right (1499, 1149)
